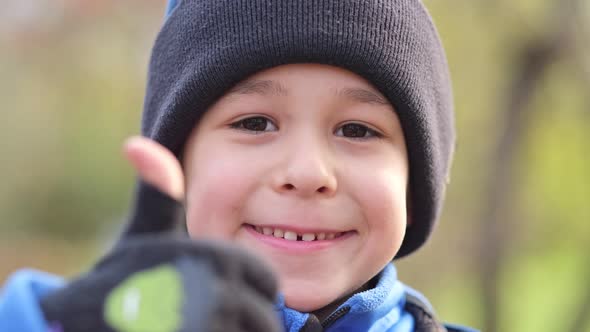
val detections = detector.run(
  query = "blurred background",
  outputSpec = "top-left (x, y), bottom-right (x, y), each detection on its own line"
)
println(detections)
top-left (1, 0), bottom-right (588, 331)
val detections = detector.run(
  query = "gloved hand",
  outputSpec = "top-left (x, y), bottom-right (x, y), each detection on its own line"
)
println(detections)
top-left (39, 137), bottom-right (282, 332)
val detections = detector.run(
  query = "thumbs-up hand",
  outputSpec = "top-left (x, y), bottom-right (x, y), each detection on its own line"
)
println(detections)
top-left (39, 136), bottom-right (282, 332)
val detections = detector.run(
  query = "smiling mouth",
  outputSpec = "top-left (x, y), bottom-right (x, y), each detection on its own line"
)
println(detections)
top-left (245, 224), bottom-right (351, 242)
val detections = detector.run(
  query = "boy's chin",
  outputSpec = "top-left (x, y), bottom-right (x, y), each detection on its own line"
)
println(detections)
top-left (283, 292), bottom-right (332, 313)
top-left (281, 281), bottom-right (351, 314)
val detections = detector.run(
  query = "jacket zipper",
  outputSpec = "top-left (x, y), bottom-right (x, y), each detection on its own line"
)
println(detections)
top-left (321, 306), bottom-right (351, 329)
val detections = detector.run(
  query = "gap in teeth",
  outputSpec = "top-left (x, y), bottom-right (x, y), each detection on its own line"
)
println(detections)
top-left (251, 225), bottom-right (342, 241)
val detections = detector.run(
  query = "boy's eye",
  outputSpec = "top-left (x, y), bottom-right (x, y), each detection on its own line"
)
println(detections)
top-left (335, 123), bottom-right (381, 139)
top-left (230, 116), bottom-right (278, 132)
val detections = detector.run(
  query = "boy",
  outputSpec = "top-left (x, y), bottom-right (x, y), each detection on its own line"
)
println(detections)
top-left (0, 0), bottom-right (477, 331)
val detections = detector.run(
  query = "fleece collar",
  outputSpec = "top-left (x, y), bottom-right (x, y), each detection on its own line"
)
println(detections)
top-left (275, 263), bottom-right (415, 332)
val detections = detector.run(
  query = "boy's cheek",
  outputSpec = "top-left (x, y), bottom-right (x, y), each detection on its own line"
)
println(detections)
top-left (184, 167), bottom-right (254, 238)
top-left (348, 166), bottom-right (408, 220)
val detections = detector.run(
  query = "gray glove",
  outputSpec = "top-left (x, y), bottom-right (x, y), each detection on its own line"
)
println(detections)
top-left (40, 181), bottom-right (281, 332)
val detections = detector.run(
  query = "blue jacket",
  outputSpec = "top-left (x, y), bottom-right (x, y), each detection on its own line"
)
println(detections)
top-left (0, 269), bottom-right (64, 331)
top-left (276, 264), bottom-right (415, 331)
top-left (0, 264), bottom-right (477, 332)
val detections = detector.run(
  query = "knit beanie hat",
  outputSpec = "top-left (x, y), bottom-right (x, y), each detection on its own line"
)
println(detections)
top-left (127, 0), bottom-right (455, 259)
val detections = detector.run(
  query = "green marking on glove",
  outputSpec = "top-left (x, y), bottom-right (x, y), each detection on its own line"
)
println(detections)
top-left (104, 264), bottom-right (182, 332)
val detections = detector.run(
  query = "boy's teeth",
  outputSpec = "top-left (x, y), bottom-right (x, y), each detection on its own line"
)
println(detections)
top-left (302, 233), bottom-right (316, 241)
top-left (253, 225), bottom-right (342, 241)
top-left (284, 231), bottom-right (297, 241)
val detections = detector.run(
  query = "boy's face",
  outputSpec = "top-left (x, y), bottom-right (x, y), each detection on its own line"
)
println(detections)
top-left (183, 64), bottom-right (409, 312)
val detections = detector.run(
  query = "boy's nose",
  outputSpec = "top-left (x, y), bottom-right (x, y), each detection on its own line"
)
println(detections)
top-left (271, 143), bottom-right (337, 198)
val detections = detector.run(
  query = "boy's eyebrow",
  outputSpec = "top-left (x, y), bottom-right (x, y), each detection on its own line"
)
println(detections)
top-left (227, 79), bottom-right (288, 97)
top-left (336, 87), bottom-right (390, 106)
top-left (226, 79), bottom-right (389, 106)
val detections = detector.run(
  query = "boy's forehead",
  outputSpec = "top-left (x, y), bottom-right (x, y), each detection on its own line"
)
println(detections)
top-left (224, 77), bottom-right (391, 107)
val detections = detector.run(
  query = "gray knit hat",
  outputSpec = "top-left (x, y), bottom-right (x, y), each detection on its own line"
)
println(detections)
top-left (131, 0), bottom-right (455, 259)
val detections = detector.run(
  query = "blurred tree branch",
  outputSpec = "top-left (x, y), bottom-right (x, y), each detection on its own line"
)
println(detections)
top-left (477, 0), bottom-right (584, 331)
